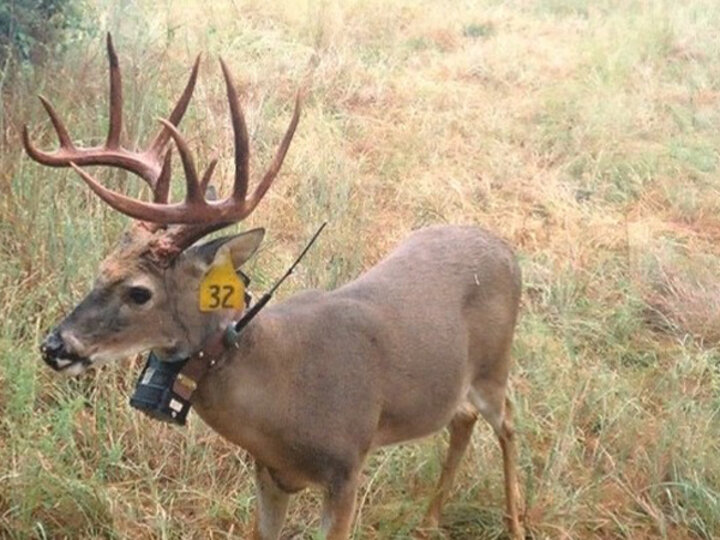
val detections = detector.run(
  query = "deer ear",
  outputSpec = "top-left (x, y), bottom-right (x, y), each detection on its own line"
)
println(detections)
top-left (192, 228), bottom-right (265, 268)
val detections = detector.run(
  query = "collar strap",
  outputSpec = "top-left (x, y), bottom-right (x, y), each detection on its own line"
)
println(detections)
top-left (171, 222), bottom-right (327, 402)
top-left (172, 330), bottom-right (227, 401)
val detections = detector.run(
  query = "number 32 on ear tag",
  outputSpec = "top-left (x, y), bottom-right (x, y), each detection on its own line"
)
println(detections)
top-left (199, 252), bottom-right (246, 312)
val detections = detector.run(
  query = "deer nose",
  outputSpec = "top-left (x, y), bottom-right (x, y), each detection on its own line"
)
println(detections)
top-left (40, 329), bottom-right (67, 368)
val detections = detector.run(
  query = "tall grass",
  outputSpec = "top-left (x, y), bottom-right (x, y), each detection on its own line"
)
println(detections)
top-left (1, 0), bottom-right (719, 537)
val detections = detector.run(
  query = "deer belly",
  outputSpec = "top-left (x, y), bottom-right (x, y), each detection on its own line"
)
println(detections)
top-left (374, 367), bottom-right (469, 447)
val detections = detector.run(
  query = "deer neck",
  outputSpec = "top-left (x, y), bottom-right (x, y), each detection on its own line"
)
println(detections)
top-left (190, 312), bottom-right (288, 463)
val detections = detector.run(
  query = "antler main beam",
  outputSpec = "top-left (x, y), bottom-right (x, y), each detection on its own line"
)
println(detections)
top-left (69, 59), bottom-right (302, 226)
top-left (23, 34), bottom-right (200, 193)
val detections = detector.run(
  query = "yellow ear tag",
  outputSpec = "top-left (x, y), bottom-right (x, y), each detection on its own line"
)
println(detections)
top-left (199, 251), bottom-right (246, 312)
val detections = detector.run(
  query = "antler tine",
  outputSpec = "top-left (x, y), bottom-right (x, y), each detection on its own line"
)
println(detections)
top-left (106, 34), bottom-right (122, 149)
top-left (219, 59), bottom-right (250, 202)
top-left (158, 119), bottom-right (203, 204)
top-left (200, 158), bottom-right (219, 195)
top-left (38, 96), bottom-right (74, 149)
top-left (21, 95), bottom-right (75, 162)
top-left (245, 93), bottom-right (301, 211)
top-left (154, 148), bottom-right (172, 204)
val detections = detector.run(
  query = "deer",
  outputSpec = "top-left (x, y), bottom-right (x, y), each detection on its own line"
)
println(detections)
top-left (24, 35), bottom-right (524, 540)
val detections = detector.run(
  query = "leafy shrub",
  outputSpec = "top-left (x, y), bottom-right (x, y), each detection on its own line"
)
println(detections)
top-left (0, 0), bottom-right (84, 66)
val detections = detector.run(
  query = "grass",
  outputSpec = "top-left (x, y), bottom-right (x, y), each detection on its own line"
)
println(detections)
top-left (2, 0), bottom-right (720, 537)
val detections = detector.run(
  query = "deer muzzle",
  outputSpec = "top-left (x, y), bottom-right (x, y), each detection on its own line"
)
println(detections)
top-left (40, 328), bottom-right (89, 372)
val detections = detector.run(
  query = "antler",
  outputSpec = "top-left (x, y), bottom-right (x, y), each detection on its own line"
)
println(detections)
top-left (23, 34), bottom-right (200, 202)
top-left (68, 58), bottom-right (301, 246)
top-left (23, 36), bottom-right (300, 254)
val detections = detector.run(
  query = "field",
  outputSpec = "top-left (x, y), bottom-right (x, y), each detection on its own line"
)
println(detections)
top-left (1, 0), bottom-right (719, 538)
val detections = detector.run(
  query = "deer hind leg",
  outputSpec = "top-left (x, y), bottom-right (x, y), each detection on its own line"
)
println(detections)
top-left (469, 384), bottom-right (524, 540)
top-left (499, 396), bottom-right (524, 539)
top-left (252, 463), bottom-right (291, 540)
top-left (423, 403), bottom-right (479, 529)
top-left (320, 471), bottom-right (361, 540)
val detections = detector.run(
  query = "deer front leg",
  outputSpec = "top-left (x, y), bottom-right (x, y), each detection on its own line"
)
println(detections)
top-left (252, 463), bottom-right (291, 540)
top-left (320, 472), bottom-right (361, 540)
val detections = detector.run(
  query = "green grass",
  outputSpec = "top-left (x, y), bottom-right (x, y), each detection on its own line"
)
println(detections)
top-left (2, 0), bottom-right (720, 537)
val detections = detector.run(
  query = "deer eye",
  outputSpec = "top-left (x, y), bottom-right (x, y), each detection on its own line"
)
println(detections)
top-left (127, 286), bottom-right (152, 305)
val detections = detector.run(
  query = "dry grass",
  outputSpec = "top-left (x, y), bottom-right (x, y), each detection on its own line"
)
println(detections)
top-left (1, 0), bottom-right (720, 538)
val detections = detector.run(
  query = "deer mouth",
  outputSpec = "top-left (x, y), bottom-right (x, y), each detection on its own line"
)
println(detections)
top-left (41, 348), bottom-right (92, 373)
top-left (40, 330), bottom-right (92, 374)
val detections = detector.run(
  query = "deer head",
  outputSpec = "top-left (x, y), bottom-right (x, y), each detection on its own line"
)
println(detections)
top-left (25, 35), bottom-right (300, 375)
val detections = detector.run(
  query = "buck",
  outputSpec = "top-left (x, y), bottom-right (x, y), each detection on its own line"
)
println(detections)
top-left (24, 36), bottom-right (524, 539)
